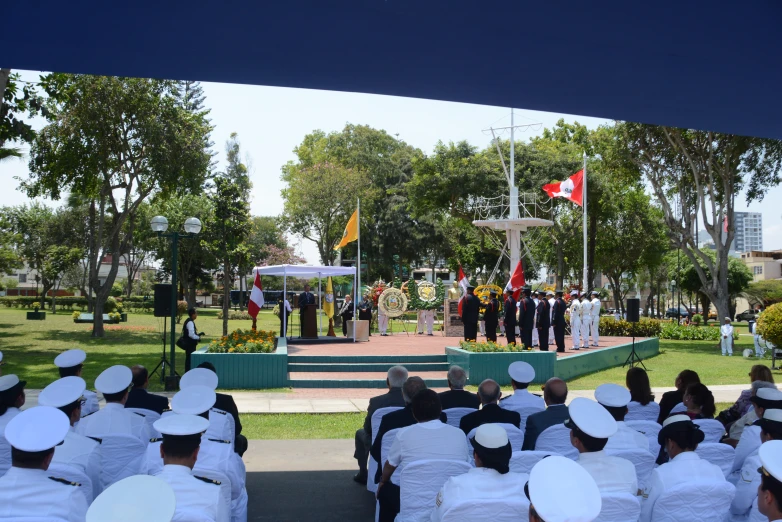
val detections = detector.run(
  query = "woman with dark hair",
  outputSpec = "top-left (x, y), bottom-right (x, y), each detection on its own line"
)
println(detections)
top-left (657, 369), bottom-right (700, 424)
top-left (683, 382), bottom-right (716, 419)
top-left (625, 367), bottom-right (660, 422)
top-left (180, 307), bottom-right (205, 372)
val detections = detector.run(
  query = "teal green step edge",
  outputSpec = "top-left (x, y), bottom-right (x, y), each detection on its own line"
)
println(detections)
top-left (287, 355), bottom-right (447, 363)
top-left (287, 363), bottom-right (450, 372)
top-left (291, 378), bottom-right (450, 389)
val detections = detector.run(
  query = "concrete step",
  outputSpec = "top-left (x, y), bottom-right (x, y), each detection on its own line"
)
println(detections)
top-left (288, 370), bottom-right (449, 389)
top-left (287, 355), bottom-right (447, 364)
top-left (290, 379), bottom-right (450, 389)
top-left (288, 362), bottom-right (450, 373)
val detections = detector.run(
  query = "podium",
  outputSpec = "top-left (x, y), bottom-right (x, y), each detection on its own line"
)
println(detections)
top-left (300, 304), bottom-right (318, 338)
top-left (347, 320), bottom-right (370, 341)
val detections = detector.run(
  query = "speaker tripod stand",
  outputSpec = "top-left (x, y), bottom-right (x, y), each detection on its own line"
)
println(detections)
top-left (150, 316), bottom-right (177, 383)
top-left (622, 324), bottom-right (647, 370)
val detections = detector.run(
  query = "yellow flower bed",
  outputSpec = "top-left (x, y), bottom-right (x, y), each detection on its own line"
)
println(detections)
top-left (207, 328), bottom-right (277, 354)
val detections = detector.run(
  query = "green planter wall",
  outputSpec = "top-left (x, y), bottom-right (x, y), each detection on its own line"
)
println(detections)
top-left (556, 338), bottom-right (659, 381)
top-left (446, 347), bottom-right (557, 385)
top-left (190, 338), bottom-right (288, 389)
top-left (26, 311), bottom-right (46, 320)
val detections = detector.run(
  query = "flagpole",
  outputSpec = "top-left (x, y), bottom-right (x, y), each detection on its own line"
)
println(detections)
top-left (582, 151), bottom-right (588, 291)
top-left (354, 198), bottom-right (360, 343)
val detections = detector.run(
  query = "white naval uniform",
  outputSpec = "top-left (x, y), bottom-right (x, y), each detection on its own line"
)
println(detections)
top-left (0, 407), bottom-right (20, 476)
top-left (548, 298), bottom-right (555, 345)
top-left (722, 323), bottom-right (735, 355)
top-left (577, 450), bottom-right (638, 496)
top-left (387, 420), bottom-right (468, 485)
top-left (730, 448), bottom-right (761, 520)
top-left (0, 406), bottom-right (21, 431)
top-left (378, 306), bottom-right (389, 335)
top-left (430, 467), bottom-right (529, 522)
top-left (500, 389), bottom-right (545, 413)
top-left (75, 401), bottom-right (150, 442)
top-left (81, 389), bottom-right (100, 417)
top-left (570, 300), bottom-right (582, 348)
top-left (590, 297), bottom-right (601, 346)
top-left (732, 425), bottom-right (762, 479)
top-left (156, 464), bottom-right (230, 522)
top-left (640, 451), bottom-right (726, 522)
top-left (580, 299), bottom-right (593, 348)
top-left (417, 310), bottom-right (425, 334)
top-left (605, 421), bottom-right (650, 452)
top-left (52, 428), bottom-right (101, 500)
top-left (424, 309), bottom-right (435, 335)
top-left (0, 466), bottom-right (89, 522)
top-left (532, 298), bottom-right (540, 346)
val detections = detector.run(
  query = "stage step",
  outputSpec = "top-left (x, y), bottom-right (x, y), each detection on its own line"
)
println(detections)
top-left (288, 362), bottom-right (450, 372)
top-left (288, 370), bottom-right (450, 389)
top-left (287, 355), bottom-right (447, 364)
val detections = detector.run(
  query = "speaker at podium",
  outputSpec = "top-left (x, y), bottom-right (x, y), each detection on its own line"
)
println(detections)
top-left (300, 304), bottom-right (318, 338)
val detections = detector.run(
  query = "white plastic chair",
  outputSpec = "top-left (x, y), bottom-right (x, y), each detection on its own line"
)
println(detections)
top-left (595, 492), bottom-right (641, 522)
top-left (501, 404), bottom-right (545, 430)
top-left (694, 419), bottom-right (726, 443)
top-left (651, 480), bottom-right (735, 522)
top-left (606, 448), bottom-right (655, 491)
top-left (0, 434), bottom-right (11, 477)
top-left (535, 424), bottom-right (578, 460)
top-left (440, 498), bottom-right (530, 522)
top-left (367, 406), bottom-right (403, 494)
top-left (626, 401), bottom-right (660, 422)
top-left (47, 461), bottom-right (93, 505)
top-left (509, 450), bottom-right (558, 474)
top-left (670, 402), bottom-right (687, 415)
top-left (379, 428), bottom-right (401, 475)
top-left (443, 407), bottom-right (477, 429)
top-left (625, 420), bottom-right (662, 458)
top-left (98, 433), bottom-right (146, 491)
top-left (193, 467), bottom-right (232, 522)
top-left (1, 518), bottom-right (68, 522)
top-left (695, 442), bottom-right (735, 478)
top-left (126, 407), bottom-right (162, 438)
top-left (397, 459), bottom-right (472, 522)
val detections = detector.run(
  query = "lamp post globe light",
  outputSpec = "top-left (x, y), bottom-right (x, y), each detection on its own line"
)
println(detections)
top-left (150, 215), bottom-right (202, 386)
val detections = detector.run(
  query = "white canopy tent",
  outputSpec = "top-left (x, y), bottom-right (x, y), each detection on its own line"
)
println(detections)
top-left (253, 264), bottom-right (358, 340)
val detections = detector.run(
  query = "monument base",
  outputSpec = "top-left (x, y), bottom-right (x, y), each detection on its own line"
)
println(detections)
top-left (444, 298), bottom-right (464, 338)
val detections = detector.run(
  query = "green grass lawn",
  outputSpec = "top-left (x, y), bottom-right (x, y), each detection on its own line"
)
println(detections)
top-left (239, 413), bottom-right (363, 439)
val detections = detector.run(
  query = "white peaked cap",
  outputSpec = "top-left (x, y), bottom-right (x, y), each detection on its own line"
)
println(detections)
top-left (171, 385), bottom-right (216, 415)
top-left (54, 348), bottom-right (87, 368)
top-left (528, 455), bottom-right (601, 522)
top-left (759, 440), bottom-right (782, 484)
top-left (508, 361), bottom-right (535, 383)
top-left (180, 368), bottom-right (219, 390)
top-left (594, 383), bottom-right (631, 408)
top-left (38, 376), bottom-right (86, 408)
top-left (566, 397), bottom-right (617, 439)
top-left (5, 406), bottom-right (69, 452)
top-left (153, 413), bottom-right (210, 436)
top-left (0, 374), bottom-right (22, 393)
top-left (87, 475), bottom-right (176, 522)
top-left (94, 365), bottom-right (132, 394)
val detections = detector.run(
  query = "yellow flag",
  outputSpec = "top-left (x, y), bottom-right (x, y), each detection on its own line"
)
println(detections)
top-left (333, 209), bottom-right (358, 250)
top-left (324, 276), bottom-right (335, 319)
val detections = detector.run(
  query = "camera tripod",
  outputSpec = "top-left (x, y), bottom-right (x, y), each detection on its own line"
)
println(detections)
top-left (150, 316), bottom-right (178, 383)
top-left (622, 323), bottom-right (647, 370)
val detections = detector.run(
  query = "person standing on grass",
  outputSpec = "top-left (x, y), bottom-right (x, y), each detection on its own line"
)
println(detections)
top-left (721, 316), bottom-right (734, 356)
top-left (181, 307), bottom-right (205, 372)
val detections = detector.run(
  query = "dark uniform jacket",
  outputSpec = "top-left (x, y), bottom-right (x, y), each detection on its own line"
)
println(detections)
top-left (483, 298), bottom-right (499, 322)
top-left (657, 390), bottom-right (685, 424)
top-left (504, 296), bottom-right (518, 326)
top-left (537, 299), bottom-right (551, 329)
top-left (520, 297), bottom-right (536, 330)
top-left (459, 403), bottom-right (521, 435)
top-left (521, 404), bottom-right (570, 450)
top-left (298, 291), bottom-right (315, 312)
top-left (461, 294), bottom-right (480, 323)
top-left (552, 298), bottom-right (567, 327)
top-left (439, 389), bottom-right (480, 410)
top-left (363, 387), bottom-right (405, 434)
top-left (125, 388), bottom-right (169, 415)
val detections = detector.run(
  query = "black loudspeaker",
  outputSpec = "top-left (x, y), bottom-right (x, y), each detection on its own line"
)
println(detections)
top-left (626, 298), bottom-right (640, 323)
top-left (154, 284), bottom-right (172, 317)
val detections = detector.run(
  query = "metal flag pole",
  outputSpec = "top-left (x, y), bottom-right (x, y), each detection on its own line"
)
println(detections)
top-left (354, 198), bottom-right (359, 342)
top-left (582, 151), bottom-right (588, 291)
top-left (318, 272), bottom-right (322, 337)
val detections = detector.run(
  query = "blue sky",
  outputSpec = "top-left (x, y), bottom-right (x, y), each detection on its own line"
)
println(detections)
top-left (1, 70), bottom-right (780, 264)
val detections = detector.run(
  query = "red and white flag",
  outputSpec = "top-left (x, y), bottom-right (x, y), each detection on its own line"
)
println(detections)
top-left (504, 260), bottom-right (526, 301)
top-left (248, 271), bottom-right (265, 318)
top-left (542, 169), bottom-right (584, 207)
top-left (457, 265), bottom-right (469, 316)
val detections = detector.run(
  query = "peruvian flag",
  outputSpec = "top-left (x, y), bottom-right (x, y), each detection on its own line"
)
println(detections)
top-left (247, 270), bottom-right (265, 318)
top-left (457, 265), bottom-right (469, 316)
top-left (504, 260), bottom-right (526, 301)
top-left (542, 170), bottom-right (584, 207)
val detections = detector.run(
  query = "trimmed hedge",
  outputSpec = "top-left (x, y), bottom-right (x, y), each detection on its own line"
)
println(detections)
top-left (660, 323), bottom-right (739, 341)
top-left (0, 296), bottom-right (88, 310)
top-left (598, 318), bottom-right (662, 337)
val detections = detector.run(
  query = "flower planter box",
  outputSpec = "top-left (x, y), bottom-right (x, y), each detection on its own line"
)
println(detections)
top-left (446, 347), bottom-right (556, 385)
top-left (190, 337), bottom-right (288, 389)
top-left (26, 311), bottom-right (46, 320)
top-left (73, 313), bottom-right (121, 324)
top-left (120, 313), bottom-right (128, 322)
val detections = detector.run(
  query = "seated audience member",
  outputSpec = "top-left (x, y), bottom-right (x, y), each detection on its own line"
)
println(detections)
top-left (682, 382), bottom-right (716, 420)
top-left (38, 376), bottom-right (101, 497)
top-left (733, 387), bottom-right (782, 476)
top-left (460, 379), bottom-right (521, 435)
top-left (0, 406), bottom-right (89, 521)
top-left (86, 475), bottom-right (177, 522)
top-left (522, 377), bottom-right (570, 450)
top-left (153, 414), bottom-right (230, 522)
top-left (640, 415), bottom-right (726, 522)
top-left (595, 383), bottom-right (649, 452)
top-left (720, 365), bottom-right (775, 428)
top-left (731, 409), bottom-right (782, 520)
top-left (187, 363), bottom-right (247, 456)
top-left (354, 365), bottom-right (408, 484)
top-left (76, 365), bottom-right (150, 442)
top-left (626, 367), bottom-right (659, 421)
top-left (438, 366), bottom-right (480, 410)
top-left (567, 397), bottom-right (638, 495)
top-left (54, 348), bottom-right (99, 417)
top-left (657, 369), bottom-right (700, 424)
top-left (727, 381), bottom-right (778, 444)
top-left (125, 364), bottom-right (169, 414)
top-left (500, 361), bottom-right (545, 412)
top-left (526, 455), bottom-right (602, 522)
top-left (376, 389), bottom-right (467, 522)
top-left (757, 439), bottom-right (782, 522)
top-left (430, 423), bottom-right (527, 522)
top-left (0, 374), bottom-right (26, 431)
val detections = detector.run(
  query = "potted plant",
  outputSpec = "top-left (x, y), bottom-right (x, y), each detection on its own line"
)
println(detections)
top-left (27, 303), bottom-right (46, 320)
top-left (117, 302), bottom-right (127, 322)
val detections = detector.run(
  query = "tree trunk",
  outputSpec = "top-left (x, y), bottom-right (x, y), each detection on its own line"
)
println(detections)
top-left (222, 259), bottom-right (231, 336)
top-left (556, 241), bottom-right (565, 291)
top-left (239, 273), bottom-right (245, 311)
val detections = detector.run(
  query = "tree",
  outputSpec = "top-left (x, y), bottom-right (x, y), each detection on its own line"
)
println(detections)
top-left (224, 132), bottom-right (252, 200)
top-left (24, 75), bottom-right (212, 337)
top-left (674, 250), bottom-right (753, 318)
top-left (621, 122), bottom-right (782, 322)
top-left (41, 246), bottom-right (84, 312)
top-left (0, 211), bottom-right (21, 277)
top-left (745, 280), bottom-right (782, 308)
top-left (0, 70), bottom-right (45, 159)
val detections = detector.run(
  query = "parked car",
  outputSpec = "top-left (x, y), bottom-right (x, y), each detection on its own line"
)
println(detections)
top-left (735, 309), bottom-right (760, 322)
top-left (665, 306), bottom-right (691, 319)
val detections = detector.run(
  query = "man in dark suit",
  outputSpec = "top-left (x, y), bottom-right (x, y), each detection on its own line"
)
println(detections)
top-left (195, 362), bottom-right (247, 456)
top-left (483, 290), bottom-right (500, 342)
top-left (657, 369), bottom-right (701, 423)
top-left (459, 379), bottom-right (521, 435)
top-left (461, 285), bottom-right (480, 341)
top-left (504, 289), bottom-right (518, 346)
top-left (522, 377), bottom-right (570, 450)
top-left (519, 287), bottom-right (536, 351)
top-left (125, 365), bottom-right (169, 414)
top-left (438, 366), bottom-right (480, 410)
top-left (552, 290), bottom-right (567, 353)
top-left (353, 365), bottom-right (408, 484)
top-left (537, 291), bottom-right (552, 351)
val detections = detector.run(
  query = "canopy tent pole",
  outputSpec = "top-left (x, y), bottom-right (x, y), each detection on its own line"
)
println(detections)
top-left (353, 270), bottom-right (357, 343)
top-left (282, 267), bottom-right (287, 338)
top-left (318, 272), bottom-right (322, 337)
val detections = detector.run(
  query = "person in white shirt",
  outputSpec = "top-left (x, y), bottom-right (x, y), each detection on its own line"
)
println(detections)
top-left (566, 397), bottom-right (638, 496)
top-left (377, 389), bottom-right (468, 522)
top-left (732, 388), bottom-right (782, 479)
top-left (731, 409), bottom-right (782, 521)
top-left (590, 291), bottom-right (601, 347)
top-left (430, 424), bottom-right (527, 522)
top-left (527, 455), bottom-right (602, 522)
top-left (595, 383), bottom-right (650, 452)
top-left (722, 317), bottom-right (735, 356)
top-left (153, 413), bottom-right (230, 522)
top-left (280, 298), bottom-right (293, 338)
top-left (54, 349), bottom-right (100, 417)
top-left (500, 361), bottom-right (545, 421)
top-left (76, 365), bottom-right (150, 442)
top-left (87, 475), bottom-right (177, 522)
top-left (0, 406), bottom-right (89, 522)
top-left (569, 290), bottom-right (582, 350)
top-left (0, 374), bottom-right (25, 431)
top-left (640, 415), bottom-right (726, 522)
top-left (423, 308), bottom-right (435, 336)
top-left (38, 376), bottom-right (102, 502)
top-left (580, 293), bottom-right (593, 349)
top-left (757, 439), bottom-right (782, 522)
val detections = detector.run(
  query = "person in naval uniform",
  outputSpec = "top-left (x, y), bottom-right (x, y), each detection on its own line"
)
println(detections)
top-left (732, 388), bottom-right (782, 480)
top-left (531, 291), bottom-right (540, 347)
top-left (86, 475), bottom-right (177, 522)
top-left (54, 348), bottom-right (100, 417)
top-left (0, 350), bottom-right (4, 375)
top-left (0, 405), bottom-right (89, 521)
top-left (75, 364), bottom-right (150, 442)
top-left (547, 291), bottom-right (556, 346)
top-left (500, 361), bottom-right (545, 421)
top-left (153, 413), bottom-right (230, 522)
top-left (526, 455), bottom-right (602, 522)
top-left (757, 438), bottom-right (782, 522)
top-left (0, 374), bottom-right (25, 431)
top-left (595, 383), bottom-right (649, 452)
top-left (569, 290), bottom-right (582, 350)
top-left (580, 292), bottom-right (593, 349)
top-left (589, 291), bottom-right (601, 347)
top-left (38, 376), bottom-right (102, 502)
top-left (430, 424), bottom-right (527, 521)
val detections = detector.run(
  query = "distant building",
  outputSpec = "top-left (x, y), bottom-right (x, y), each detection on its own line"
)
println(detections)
top-left (739, 250), bottom-right (782, 282)
top-left (734, 212), bottom-right (763, 252)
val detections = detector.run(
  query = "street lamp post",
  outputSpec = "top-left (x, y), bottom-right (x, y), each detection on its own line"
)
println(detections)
top-left (151, 215), bottom-right (202, 382)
